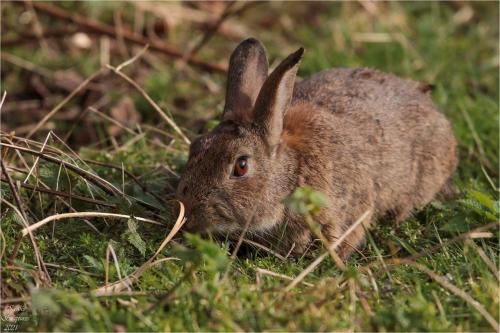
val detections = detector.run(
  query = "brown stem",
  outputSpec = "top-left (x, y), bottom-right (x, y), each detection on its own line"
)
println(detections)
top-left (1, 159), bottom-right (51, 285)
top-left (83, 159), bottom-right (168, 206)
top-left (0, 160), bottom-right (28, 223)
top-left (0, 142), bottom-right (165, 211)
top-left (408, 221), bottom-right (499, 261)
top-left (185, 1), bottom-right (237, 58)
top-left (1, 27), bottom-right (80, 47)
top-left (28, 2), bottom-right (227, 73)
top-left (0, 142), bottom-right (121, 196)
top-left (187, 1), bottom-right (262, 58)
top-left (0, 176), bottom-right (116, 208)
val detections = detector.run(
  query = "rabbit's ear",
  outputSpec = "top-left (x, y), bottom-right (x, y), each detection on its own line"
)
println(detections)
top-left (254, 47), bottom-right (304, 149)
top-left (223, 38), bottom-right (269, 122)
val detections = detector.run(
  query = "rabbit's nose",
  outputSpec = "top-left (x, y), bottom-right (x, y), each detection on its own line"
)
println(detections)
top-left (183, 216), bottom-right (198, 232)
top-left (182, 206), bottom-right (206, 232)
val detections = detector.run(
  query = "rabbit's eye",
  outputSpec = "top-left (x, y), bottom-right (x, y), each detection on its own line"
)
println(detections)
top-left (233, 156), bottom-right (248, 177)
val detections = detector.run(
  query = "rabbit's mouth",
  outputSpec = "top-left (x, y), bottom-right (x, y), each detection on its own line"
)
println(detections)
top-left (181, 204), bottom-right (208, 232)
top-left (213, 204), bottom-right (234, 223)
top-left (183, 217), bottom-right (204, 233)
top-left (182, 203), bottom-right (239, 234)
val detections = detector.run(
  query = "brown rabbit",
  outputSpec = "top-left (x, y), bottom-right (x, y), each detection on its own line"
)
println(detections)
top-left (176, 38), bottom-right (457, 258)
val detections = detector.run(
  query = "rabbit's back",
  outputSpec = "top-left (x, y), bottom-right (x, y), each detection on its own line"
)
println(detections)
top-left (293, 68), bottom-right (434, 113)
top-left (291, 67), bottom-right (457, 220)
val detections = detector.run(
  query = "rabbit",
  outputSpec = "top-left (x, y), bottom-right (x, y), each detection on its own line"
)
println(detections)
top-left (176, 38), bottom-right (457, 259)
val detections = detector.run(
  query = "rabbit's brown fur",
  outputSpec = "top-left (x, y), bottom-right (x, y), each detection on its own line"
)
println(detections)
top-left (176, 39), bottom-right (457, 258)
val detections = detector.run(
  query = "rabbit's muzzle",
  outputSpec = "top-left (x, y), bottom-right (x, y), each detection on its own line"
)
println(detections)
top-left (182, 205), bottom-right (207, 232)
top-left (181, 202), bottom-right (239, 234)
top-left (177, 183), bottom-right (238, 233)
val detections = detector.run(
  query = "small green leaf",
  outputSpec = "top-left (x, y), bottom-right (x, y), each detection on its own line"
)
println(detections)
top-left (83, 255), bottom-right (103, 272)
top-left (283, 186), bottom-right (328, 216)
top-left (470, 190), bottom-right (498, 215)
top-left (126, 219), bottom-right (146, 256)
top-left (172, 234), bottom-right (228, 273)
top-left (440, 215), bottom-right (470, 234)
top-left (459, 191), bottom-right (498, 221)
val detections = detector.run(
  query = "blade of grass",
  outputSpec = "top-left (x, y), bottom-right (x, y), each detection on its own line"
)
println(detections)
top-left (94, 201), bottom-right (186, 295)
top-left (390, 259), bottom-right (499, 331)
top-left (21, 211), bottom-right (166, 237)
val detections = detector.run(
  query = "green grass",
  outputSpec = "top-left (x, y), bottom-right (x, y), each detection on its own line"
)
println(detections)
top-left (1, 2), bottom-right (498, 332)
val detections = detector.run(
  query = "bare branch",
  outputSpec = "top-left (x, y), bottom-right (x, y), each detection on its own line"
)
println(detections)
top-left (26, 67), bottom-right (106, 139)
top-left (28, 2), bottom-right (227, 73)
top-left (106, 64), bottom-right (191, 144)
top-left (0, 176), bottom-right (116, 208)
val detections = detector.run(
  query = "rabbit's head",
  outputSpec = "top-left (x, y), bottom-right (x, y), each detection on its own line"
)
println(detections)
top-left (176, 38), bottom-right (304, 235)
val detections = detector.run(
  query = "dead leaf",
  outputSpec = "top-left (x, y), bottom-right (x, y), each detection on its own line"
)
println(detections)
top-left (54, 70), bottom-right (84, 92)
top-left (108, 96), bottom-right (141, 136)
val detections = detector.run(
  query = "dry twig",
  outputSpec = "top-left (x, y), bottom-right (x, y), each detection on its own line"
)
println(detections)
top-left (21, 211), bottom-right (165, 237)
top-left (0, 176), bottom-right (116, 208)
top-left (26, 67), bottom-right (106, 139)
top-left (184, 1), bottom-right (237, 58)
top-left (187, 1), bottom-right (261, 58)
top-left (256, 268), bottom-right (314, 287)
top-left (389, 259), bottom-right (499, 331)
top-left (242, 238), bottom-right (286, 261)
top-left (1, 198), bottom-right (51, 285)
top-left (83, 157), bottom-right (168, 206)
top-left (464, 239), bottom-right (499, 281)
top-left (284, 210), bottom-right (371, 291)
top-left (106, 64), bottom-right (190, 145)
top-left (409, 221), bottom-right (499, 260)
top-left (0, 142), bottom-right (122, 197)
top-left (0, 91), bottom-right (8, 111)
top-left (28, 2), bottom-right (227, 73)
top-left (1, 27), bottom-right (79, 47)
